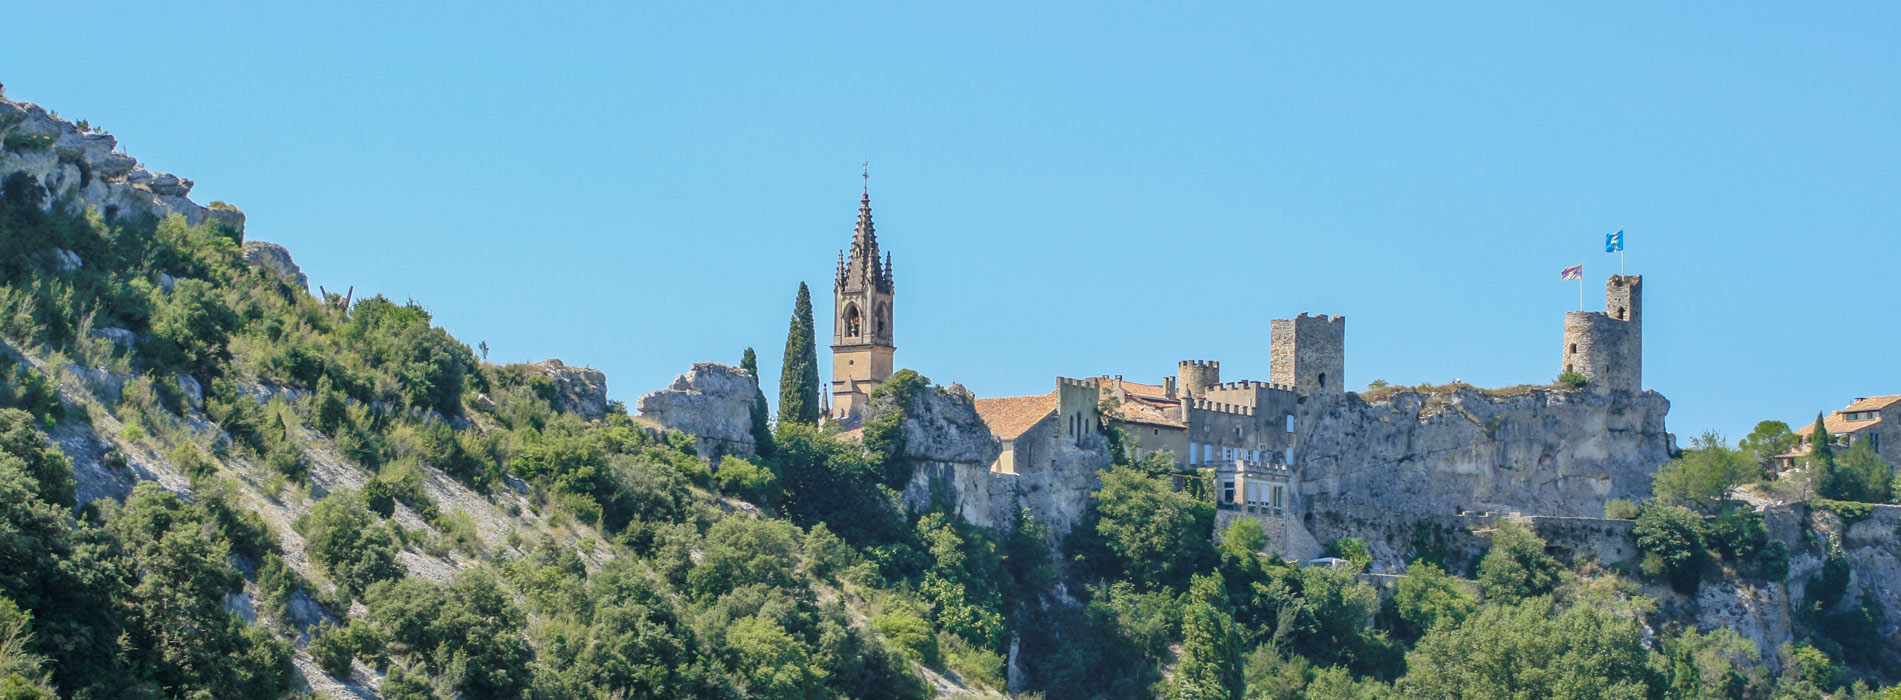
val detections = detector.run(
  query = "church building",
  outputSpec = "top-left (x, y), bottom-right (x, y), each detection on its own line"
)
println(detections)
top-left (829, 191), bottom-right (895, 422)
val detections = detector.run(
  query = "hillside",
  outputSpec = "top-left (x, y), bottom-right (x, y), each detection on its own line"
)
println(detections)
top-left (6, 90), bottom-right (1901, 700)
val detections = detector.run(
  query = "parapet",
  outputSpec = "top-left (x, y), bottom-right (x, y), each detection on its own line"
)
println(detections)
top-left (1186, 398), bottom-right (1256, 417)
top-left (1056, 376), bottom-right (1101, 390)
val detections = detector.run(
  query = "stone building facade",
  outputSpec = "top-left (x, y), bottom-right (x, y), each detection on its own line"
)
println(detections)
top-left (971, 378), bottom-right (1104, 475)
top-left (1774, 394), bottom-right (1901, 472)
top-left (1562, 275), bottom-right (1643, 394)
top-left (829, 192), bottom-right (896, 422)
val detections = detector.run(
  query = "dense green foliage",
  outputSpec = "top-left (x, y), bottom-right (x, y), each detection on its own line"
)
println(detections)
top-left (777, 283), bottom-right (820, 426)
top-left (6, 168), bottom-right (1901, 698)
top-left (738, 347), bottom-right (774, 456)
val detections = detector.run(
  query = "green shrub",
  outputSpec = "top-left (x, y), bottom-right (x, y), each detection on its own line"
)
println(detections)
top-left (713, 454), bottom-right (777, 499)
top-left (300, 492), bottom-right (403, 594)
top-left (1556, 371), bottom-right (1588, 389)
top-left (874, 603), bottom-right (939, 664)
top-left (1635, 504), bottom-right (1707, 594)
top-left (1604, 499), bottom-right (1641, 520)
top-left (2, 134), bottom-right (53, 152)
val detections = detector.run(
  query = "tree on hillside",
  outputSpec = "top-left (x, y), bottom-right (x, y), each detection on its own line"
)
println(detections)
top-left (778, 283), bottom-right (821, 426)
top-left (1067, 465), bottom-right (1216, 592)
top-left (1477, 521), bottom-right (1562, 603)
top-left (1651, 431), bottom-right (1752, 510)
top-left (1396, 600), bottom-right (1658, 700)
top-left (740, 347), bottom-right (775, 456)
top-left (1167, 573), bottom-right (1243, 700)
top-left (1808, 411), bottom-right (1835, 465)
top-left (1738, 420), bottom-right (1797, 472)
top-left (1823, 439), bottom-right (1892, 504)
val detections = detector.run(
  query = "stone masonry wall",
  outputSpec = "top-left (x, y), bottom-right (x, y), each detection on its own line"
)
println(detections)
top-left (1270, 314), bottom-right (1345, 395)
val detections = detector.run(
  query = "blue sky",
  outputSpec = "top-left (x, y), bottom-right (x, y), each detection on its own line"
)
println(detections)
top-left (4, 3), bottom-right (1897, 441)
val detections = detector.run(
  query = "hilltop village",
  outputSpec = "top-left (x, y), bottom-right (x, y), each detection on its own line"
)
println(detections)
top-left (762, 189), bottom-right (1670, 561)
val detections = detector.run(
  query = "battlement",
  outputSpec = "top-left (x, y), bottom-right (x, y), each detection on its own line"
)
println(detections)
top-left (1205, 380), bottom-right (1296, 393)
top-left (1187, 398), bottom-right (1256, 417)
top-left (1056, 376), bottom-right (1101, 390)
top-left (1178, 359), bottom-right (1222, 397)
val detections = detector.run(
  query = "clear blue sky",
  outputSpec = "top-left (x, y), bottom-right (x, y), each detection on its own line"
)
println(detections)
top-left (5, 3), bottom-right (1897, 442)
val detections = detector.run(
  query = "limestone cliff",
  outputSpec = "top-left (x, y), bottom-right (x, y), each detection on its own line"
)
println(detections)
top-left (635, 362), bottom-right (761, 459)
top-left (1292, 387), bottom-right (1672, 564)
top-left (0, 96), bottom-right (245, 232)
top-left (530, 358), bottom-right (610, 421)
top-left (882, 383), bottom-right (1110, 540)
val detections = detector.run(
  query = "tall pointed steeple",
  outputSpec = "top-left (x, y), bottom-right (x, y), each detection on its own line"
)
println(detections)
top-left (830, 179), bottom-right (897, 423)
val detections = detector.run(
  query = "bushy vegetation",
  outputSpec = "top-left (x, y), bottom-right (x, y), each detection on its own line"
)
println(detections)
top-left (6, 167), bottom-right (1901, 698)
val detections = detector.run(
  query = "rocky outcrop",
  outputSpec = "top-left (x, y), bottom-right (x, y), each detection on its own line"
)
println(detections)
top-left (884, 383), bottom-right (1108, 540)
top-left (1293, 388), bottom-right (1672, 565)
top-left (636, 363), bottom-right (760, 459)
top-left (242, 241), bottom-right (308, 290)
top-left (0, 96), bottom-right (244, 233)
top-left (885, 382), bottom-right (1001, 467)
top-left (528, 359), bottom-right (609, 421)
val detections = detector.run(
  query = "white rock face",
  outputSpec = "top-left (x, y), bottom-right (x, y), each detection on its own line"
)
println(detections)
top-left (1290, 388), bottom-right (1671, 565)
top-left (1300, 388), bottom-right (1671, 518)
top-left (888, 383), bottom-right (1108, 541)
top-left (242, 241), bottom-right (308, 291)
top-left (636, 363), bottom-right (760, 459)
top-left (530, 358), bottom-right (609, 421)
top-left (0, 96), bottom-right (244, 233)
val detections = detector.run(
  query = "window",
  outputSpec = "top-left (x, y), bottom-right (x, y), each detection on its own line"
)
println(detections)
top-left (1222, 446), bottom-right (1232, 461)
top-left (1318, 372), bottom-right (1327, 389)
top-left (1569, 343), bottom-right (1577, 354)
top-left (1204, 444), bottom-right (1213, 462)
top-left (1222, 480), bottom-right (1235, 504)
top-left (1189, 442), bottom-right (1199, 465)
top-left (1616, 306), bottom-right (1626, 320)
top-left (1284, 447), bottom-right (1294, 465)
top-left (1285, 414), bottom-right (1295, 433)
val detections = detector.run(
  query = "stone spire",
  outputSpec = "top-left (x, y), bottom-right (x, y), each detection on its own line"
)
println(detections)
top-left (842, 192), bottom-right (890, 292)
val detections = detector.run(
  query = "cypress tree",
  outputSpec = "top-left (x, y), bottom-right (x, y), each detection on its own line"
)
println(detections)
top-left (1809, 411), bottom-right (1835, 464)
top-left (777, 283), bottom-right (821, 426)
top-left (741, 347), bottom-right (775, 456)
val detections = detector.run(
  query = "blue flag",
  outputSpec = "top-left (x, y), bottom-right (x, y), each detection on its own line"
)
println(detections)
top-left (1605, 229), bottom-right (1624, 252)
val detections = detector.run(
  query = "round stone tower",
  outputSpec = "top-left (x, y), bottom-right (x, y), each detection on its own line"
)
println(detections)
top-left (1178, 360), bottom-right (1220, 398)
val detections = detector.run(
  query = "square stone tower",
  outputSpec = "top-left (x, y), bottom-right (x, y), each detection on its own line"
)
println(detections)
top-left (1270, 313), bottom-right (1345, 396)
top-left (830, 192), bottom-right (896, 420)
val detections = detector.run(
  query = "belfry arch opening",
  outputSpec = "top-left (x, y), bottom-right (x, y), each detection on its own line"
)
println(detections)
top-left (843, 304), bottom-right (862, 337)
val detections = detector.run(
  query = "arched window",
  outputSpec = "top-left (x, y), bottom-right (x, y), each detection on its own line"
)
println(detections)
top-left (843, 304), bottom-right (862, 337)
top-left (1616, 306), bottom-right (1626, 320)
top-left (1317, 372), bottom-right (1327, 389)
top-left (875, 302), bottom-right (888, 336)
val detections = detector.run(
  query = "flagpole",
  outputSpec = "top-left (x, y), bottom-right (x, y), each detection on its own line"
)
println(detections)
top-left (1620, 228), bottom-right (1626, 275)
top-left (1578, 260), bottom-right (1584, 311)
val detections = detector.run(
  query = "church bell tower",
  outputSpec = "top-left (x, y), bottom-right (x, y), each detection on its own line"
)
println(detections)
top-left (830, 189), bottom-right (895, 422)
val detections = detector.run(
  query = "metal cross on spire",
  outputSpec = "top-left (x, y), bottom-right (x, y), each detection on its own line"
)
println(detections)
top-left (862, 161), bottom-right (869, 194)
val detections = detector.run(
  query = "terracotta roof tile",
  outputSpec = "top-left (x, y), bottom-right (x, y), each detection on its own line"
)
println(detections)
top-left (1111, 400), bottom-right (1185, 429)
top-left (1843, 395), bottom-right (1901, 413)
top-left (1794, 415), bottom-right (1882, 438)
top-left (974, 393), bottom-right (1057, 441)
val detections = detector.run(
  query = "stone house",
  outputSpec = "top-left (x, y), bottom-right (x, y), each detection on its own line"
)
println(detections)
top-left (972, 378), bottom-right (1102, 475)
top-left (1774, 394), bottom-right (1901, 471)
